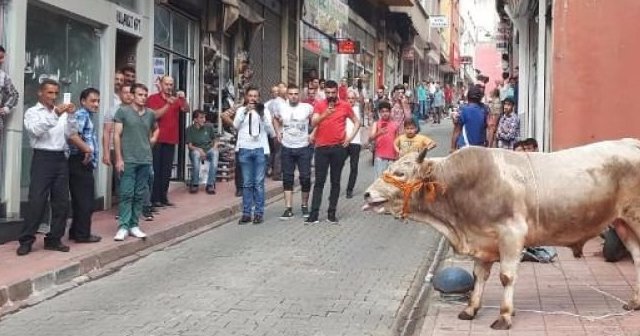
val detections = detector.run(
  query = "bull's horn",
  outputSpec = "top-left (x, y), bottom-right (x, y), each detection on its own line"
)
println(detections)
top-left (417, 147), bottom-right (428, 163)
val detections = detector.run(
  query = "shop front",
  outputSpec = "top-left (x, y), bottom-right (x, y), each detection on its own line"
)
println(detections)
top-left (153, 1), bottom-right (200, 182)
top-left (301, 0), bottom-right (348, 83)
top-left (0, 0), bottom-right (154, 242)
top-left (302, 23), bottom-right (334, 83)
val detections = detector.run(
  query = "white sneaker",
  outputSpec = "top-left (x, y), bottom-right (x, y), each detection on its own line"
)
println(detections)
top-left (129, 227), bottom-right (147, 239)
top-left (114, 228), bottom-right (128, 241)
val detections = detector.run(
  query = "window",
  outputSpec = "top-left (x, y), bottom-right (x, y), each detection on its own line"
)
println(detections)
top-left (154, 6), bottom-right (171, 49)
top-left (108, 0), bottom-right (137, 11)
top-left (21, 4), bottom-right (101, 197)
top-left (172, 14), bottom-right (190, 56)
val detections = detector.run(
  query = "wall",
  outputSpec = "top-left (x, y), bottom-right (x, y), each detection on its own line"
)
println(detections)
top-left (474, 41), bottom-right (501, 94)
top-left (551, 0), bottom-right (640, 149)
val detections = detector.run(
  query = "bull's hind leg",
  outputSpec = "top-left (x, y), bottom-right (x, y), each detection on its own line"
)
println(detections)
top-left (614, 216), bottom-right (640, 310)
top-left (458, 259), bottom-right (493, 320)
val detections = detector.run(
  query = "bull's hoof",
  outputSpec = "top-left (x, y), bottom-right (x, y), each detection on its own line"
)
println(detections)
top-left (623, 300), bottom-right (640, 311)
top-left (490, 317), bottom-right (512, 330)
top-left (458, 310), bottom-right (476, 320)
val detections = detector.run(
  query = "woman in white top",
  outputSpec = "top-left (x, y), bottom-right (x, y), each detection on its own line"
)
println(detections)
top-left (233, 87), bottom-right (275, 224)
top-left (345, 90), bottom-right (363, 199)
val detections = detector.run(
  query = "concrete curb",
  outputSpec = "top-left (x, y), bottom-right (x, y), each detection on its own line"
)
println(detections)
top-left (0, 184), bottom-right (285, 318)
top-left (399, 237), bottom-right (449, 336)
top-left (392, 234), bottom-right (448, 336)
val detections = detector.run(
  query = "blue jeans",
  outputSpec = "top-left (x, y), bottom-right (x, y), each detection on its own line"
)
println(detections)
top-left (189, 148), bottom-right (219, 186)
top-left (374, 157), bottom-right (393, 178)
top-left (238, 148), bottom-right (266, 217)
top-left (418, 100), bottom-right (427, 119)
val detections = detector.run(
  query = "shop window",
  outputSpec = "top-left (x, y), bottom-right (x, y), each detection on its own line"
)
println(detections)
top-left (154, 6), bottom-right (171, 49)
top-left (21, 4), bottom-right (101, 198)
top-left (153, 5), bottom-right (196, 181)
top-left (172, 15), bottom-right (190, 56)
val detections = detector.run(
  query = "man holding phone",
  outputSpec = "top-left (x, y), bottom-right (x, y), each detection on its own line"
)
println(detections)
top-left (17, 79), bottom-right (80, 255)
top-left (147, 75), bottom-right (189, 208)
top-left (305, 80), bottom-right (361, 224)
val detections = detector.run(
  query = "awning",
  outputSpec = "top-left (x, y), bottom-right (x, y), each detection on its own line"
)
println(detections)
top-left (376, 0), bottom-right (412, 5)
top-left (389, 2), bottom-right (430, 43)
top-left (222, 0), bottom-right (264, 32)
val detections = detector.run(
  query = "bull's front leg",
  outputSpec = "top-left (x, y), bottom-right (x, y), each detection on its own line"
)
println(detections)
top-left (458, 259), bottom-right (493, 320)
top-left (490, 232), bottom-right (525, 330)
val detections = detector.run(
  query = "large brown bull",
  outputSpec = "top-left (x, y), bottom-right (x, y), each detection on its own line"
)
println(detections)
top-left (363, 139), bottom-right (640, 329)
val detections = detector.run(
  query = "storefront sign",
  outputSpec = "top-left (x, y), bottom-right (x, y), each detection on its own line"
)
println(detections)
top-left (116, 6), bottom-right (142, 38)
top-left (303, 0), bottom-right (348, 36)
top-left (460, 55), bottom-right (473, 64)
top-left (430, 15), bottom-right (449, 29)
top-left (337, 39), bottom-right (360, 54)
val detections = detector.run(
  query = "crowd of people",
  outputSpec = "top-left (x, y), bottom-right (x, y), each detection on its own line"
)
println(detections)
top-left (219, 77), bottom-right (446, 226)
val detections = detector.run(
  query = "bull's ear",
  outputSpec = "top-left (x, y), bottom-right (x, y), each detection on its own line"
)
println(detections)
top-left (418, 159), bottom-right (435, 180)
top-left (416, 147), bottom-right (428, 163)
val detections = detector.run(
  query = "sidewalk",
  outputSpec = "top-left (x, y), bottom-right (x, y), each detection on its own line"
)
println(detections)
top-left (419, 238), bottom-right (640, 336)
top-left (0, 179), bottom-right (283, 315)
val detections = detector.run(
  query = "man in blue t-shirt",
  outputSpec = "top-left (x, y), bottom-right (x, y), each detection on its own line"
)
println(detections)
top-left (450, 85), bottom-right (487, 151)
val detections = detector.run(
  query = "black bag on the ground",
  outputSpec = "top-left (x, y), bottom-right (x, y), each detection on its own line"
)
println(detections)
top-left (521, 246), bottom-right (557, 263)
top-left (603, 227), bottom-right (629, 262)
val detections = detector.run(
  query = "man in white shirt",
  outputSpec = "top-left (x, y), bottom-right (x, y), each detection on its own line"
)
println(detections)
top-left (18, 79), bottom-right (87, 256)
top-left (233, 87), bottom-right (275, 225)
top-left (345, 90), bottom-right (363, 199)
top-left (273, 84), bottom-right (313, 220)
top-left (267, 82), bottom-right (286, 181)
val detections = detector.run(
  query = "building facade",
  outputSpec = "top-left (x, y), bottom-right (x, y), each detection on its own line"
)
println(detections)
top-left (492, 0), bottom-right (640, 151)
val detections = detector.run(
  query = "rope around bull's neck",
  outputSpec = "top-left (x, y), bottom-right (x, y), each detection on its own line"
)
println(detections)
top-left (382, 173), bottom-right (446, 218)
top-left (524, 152), bottom-right (541, 233)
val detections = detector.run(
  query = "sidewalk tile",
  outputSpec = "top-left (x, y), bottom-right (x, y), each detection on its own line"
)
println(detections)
top-left (420, 238), bottom-right (640, 336)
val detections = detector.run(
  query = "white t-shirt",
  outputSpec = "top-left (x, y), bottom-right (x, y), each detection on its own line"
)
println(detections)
top-left (233, 106), bottom-right (274, 154)
top-left (277, 102), bottom-right (313, 148)
top-left (346, 104), bottom-right (362, 145)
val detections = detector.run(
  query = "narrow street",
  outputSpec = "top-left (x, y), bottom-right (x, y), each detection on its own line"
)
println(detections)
top-left (0, 123), bottom-right (453, 336)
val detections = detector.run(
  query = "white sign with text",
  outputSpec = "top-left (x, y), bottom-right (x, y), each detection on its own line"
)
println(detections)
top-left (116, 6), bottom-right (142, 38)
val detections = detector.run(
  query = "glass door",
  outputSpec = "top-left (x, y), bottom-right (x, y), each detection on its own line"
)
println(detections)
top-left (22, 4), bottom-right (102, 201)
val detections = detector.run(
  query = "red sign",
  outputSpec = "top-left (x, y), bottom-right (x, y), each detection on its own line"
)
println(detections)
top-left (303, 39), bottom-right (322, 54)
top-left (337, 39), bottom-right (360, 54)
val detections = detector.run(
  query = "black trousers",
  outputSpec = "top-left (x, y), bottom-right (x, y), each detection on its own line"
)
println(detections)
top-left (310, 145), bottom-right (348, 216)
top-left (346, 144), bottom-right (361, 193)
top-left (281, 146), bottom-right (312, 192)
top-left (19, 150), bottom-right (69, 246)
top-left (68, 155), bottom-right (95, 239)
top-left (270, 139), bottom-right (282, 179)
top-left (152, 143), bottom-right (175, 203)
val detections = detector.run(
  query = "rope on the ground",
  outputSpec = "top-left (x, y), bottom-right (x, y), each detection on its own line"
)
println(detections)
top-left (436, 297), bottom-right (636, 322)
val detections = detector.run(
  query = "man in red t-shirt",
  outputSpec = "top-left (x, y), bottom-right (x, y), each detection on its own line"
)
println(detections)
top-left (305, 80), bottom-right (361, 224)
top-left (146, 76), bottom-right (189, 207)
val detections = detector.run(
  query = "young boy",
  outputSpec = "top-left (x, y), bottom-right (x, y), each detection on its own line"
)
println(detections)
top-left (369, 101), bottom-right (398, 177)
top-left (186, 109), bottom-right (219, 194)
top-left (523, 137), bottom-right (538, 152)
top-left (394, 119), bottom-right (437, 157)
top-left (496, 97), bottom-right (520, 149)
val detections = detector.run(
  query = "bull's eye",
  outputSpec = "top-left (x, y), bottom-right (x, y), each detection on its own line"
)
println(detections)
top-left (393, 171), bottom-right (405, 178)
